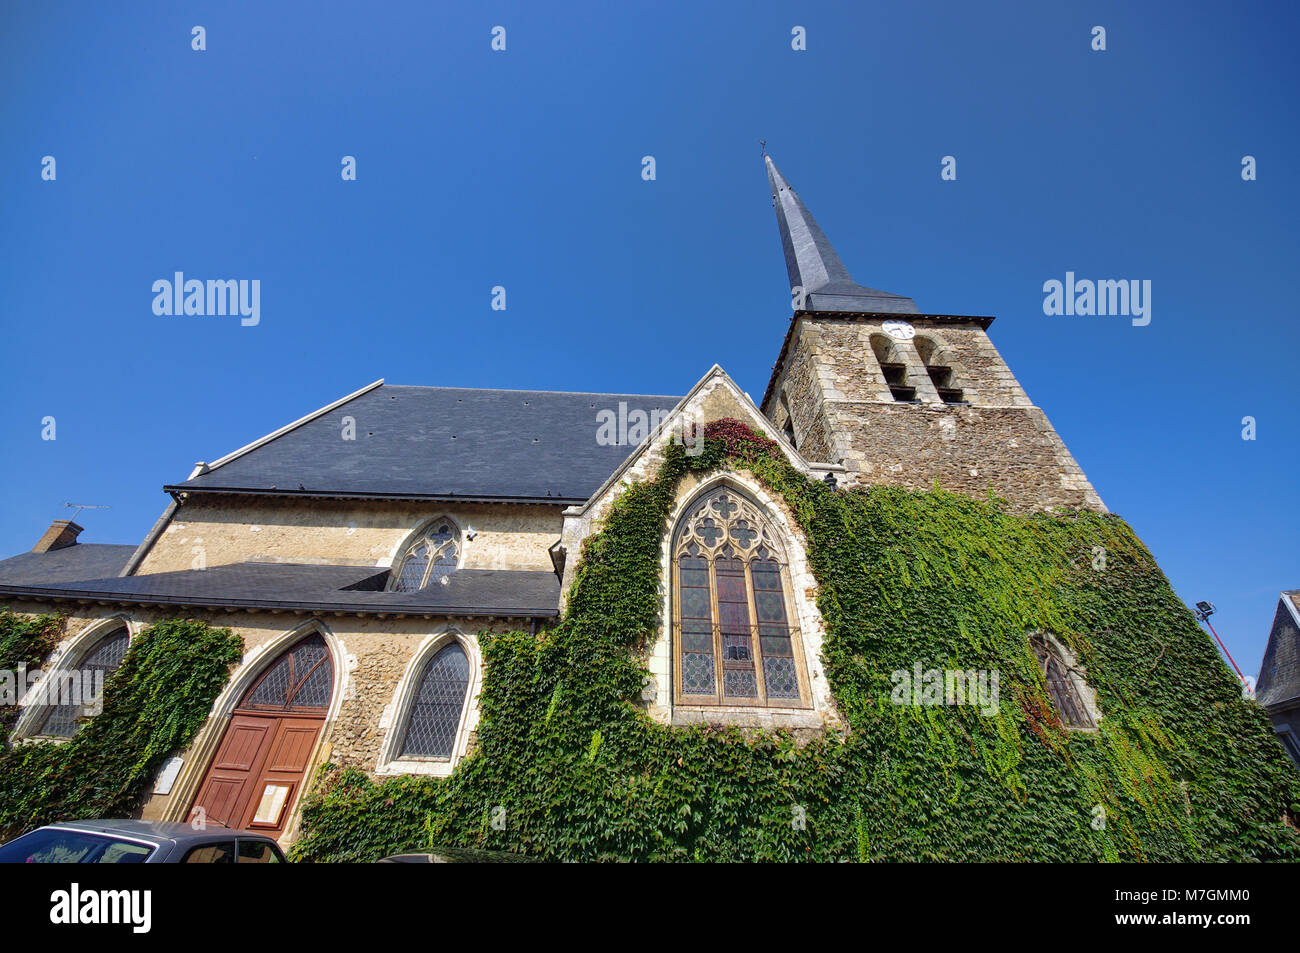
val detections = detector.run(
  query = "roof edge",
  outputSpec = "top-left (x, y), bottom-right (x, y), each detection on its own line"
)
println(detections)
top-left (570, 364), bottom-right (811, 521)
top-left (162, 487), bottom-right (584, 505)
top-left (0, 583), bottom-right (557, 619)
top-left (197, 378), bottom-right (385, 477)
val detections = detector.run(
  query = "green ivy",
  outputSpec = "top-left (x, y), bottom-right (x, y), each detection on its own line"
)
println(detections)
top-left (0, 609), bottom-right (65, 741)
top-left (287, 421), bottom-right (1300, 861)
top-left (0, 616), bottom-right (243, 840)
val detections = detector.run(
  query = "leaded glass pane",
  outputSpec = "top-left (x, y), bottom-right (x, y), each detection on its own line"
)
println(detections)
top-left (244, 635), bottom-right (331, 711)
top-left (763, 657), bottom-right (799, 698)
top-left (681, 652), bottom-right (715, 695)
top-left (721, 633), bottom-right (751, 662)
top-left (289, 656), bottom-right (332, 708)
top-left (245, 654), bottom-right (294, 707)
top-left (400, 642), bottom-right (470, 759)
top-left (37, 628), bottom-right (129, 738)
top-left (429, 551), bottom-right (457, 583)
top-left (723, 669), bottom-right (758, 697)
top-left (681, 587), bottom-right (710, 619)
top-left (681, 631), bottom-right (712, 653)
top-left (395, 550), bottom-right (429, 592)
top-left (760, 634), bottom-right (793, 657)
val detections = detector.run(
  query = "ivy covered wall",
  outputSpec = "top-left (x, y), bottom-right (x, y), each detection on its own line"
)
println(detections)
top-left (0, 614), bottom-right (242, 841)
top-left (302, 422), bottom-right (1295, 860)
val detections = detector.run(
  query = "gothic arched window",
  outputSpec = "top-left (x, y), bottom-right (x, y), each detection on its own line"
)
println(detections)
top-left (391, 519), bottom-right (461, 592)
top-left (672, 486), bottom-right (808, 707)
top-left (1032, 634), bottom-right (1095, 729)
top-left (397, 641), bottom-right (471, 759)
top-left (35, 625), bottom-right (130, 738)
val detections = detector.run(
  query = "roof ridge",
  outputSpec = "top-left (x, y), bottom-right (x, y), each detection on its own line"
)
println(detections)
top-left (381, 383), bottom-right (682, 400)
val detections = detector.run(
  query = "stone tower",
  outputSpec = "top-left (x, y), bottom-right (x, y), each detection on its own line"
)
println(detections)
top-left (759, 155), bottom-right (1103, 513)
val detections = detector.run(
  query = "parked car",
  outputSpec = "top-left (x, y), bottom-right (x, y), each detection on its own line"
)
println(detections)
top-left (379, 847), bottom-right (534, 862)
top-left (0, 819), bottom-right (286, 863)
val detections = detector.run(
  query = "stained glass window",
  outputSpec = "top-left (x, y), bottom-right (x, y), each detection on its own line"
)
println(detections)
top-left (392, 520), bottom-right (461, 591)
top-left (242, 634), bottom-right (332, 712)
top-left (36, 626), bottom-right (129, 738)
top-left (398, 641), bottom-right (471, 759)
top-left (1032, 635), bottom-right (1095, 729)
top-left (672, 486), bottom-right (806, 706)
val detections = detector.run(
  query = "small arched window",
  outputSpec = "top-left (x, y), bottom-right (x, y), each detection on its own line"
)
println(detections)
top-left (398, 641), bottom-right (471, 759)
top-left (392, 519), bottom-right (460, 592)
top-left (35, 625), bottom-right (130, 738)
top-left (1032, 634), bottom-right (1095, 729)
top-left (870, 334), bottom-right (916, 402)
top-left (672, 485), bottom-right (808, 707)
top-left (915, 336), bottom-right (964, 404)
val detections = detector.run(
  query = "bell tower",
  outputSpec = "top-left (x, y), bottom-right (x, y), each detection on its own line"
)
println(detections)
top-left (759, 155), bottom-right (1103, 513)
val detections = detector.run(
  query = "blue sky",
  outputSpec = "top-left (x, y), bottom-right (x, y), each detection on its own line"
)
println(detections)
top-left (1, 1), bottom-right (1296, 676)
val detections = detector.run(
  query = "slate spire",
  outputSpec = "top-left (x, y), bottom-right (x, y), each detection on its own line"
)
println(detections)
top-left (765, 154), bottom-right (918, 314)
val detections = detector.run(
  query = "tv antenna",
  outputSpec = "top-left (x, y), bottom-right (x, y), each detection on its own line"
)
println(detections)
top-left (63, 502), bottom-right (111, 522)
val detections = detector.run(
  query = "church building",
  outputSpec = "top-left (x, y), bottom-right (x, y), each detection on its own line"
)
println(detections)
top-left (2, 156), bottom-right (1255, 856)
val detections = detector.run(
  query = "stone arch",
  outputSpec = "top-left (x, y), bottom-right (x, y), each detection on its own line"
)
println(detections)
top-left (1030, 631), bottom-right (1100, 730)
top-left (386, 514), bottom-right (465, 591)
top-left (376, 627), bottom-right (482, 777)
top-left (869, 333), bottom-right (916, 402)
top-left (161, 619), bottom-right (349, 834)
top-left (648, 470), bottom-right (839, 729)
top-left (13, 613), bottom-right (137, 739)
top-left (913, 332), bottom-right (971, 404)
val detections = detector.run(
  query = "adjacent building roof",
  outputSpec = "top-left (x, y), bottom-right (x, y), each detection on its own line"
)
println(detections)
top-left (765, 154), bottom-right (919, 314)
top-left (1256, 591), bottom-right (1300, 710)
top-left (166, 384), bottom-right (681, 504)
top-left (0, 544), bottom-right (136, 586)
top-left (0, 548), bottom-right (560, 619)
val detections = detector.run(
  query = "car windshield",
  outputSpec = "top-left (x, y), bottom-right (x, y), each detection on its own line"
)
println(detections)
top-left (0, 828), bottom-right (155, 863)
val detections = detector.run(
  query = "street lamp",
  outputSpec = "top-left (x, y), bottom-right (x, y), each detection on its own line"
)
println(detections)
top-left (1192, 599), bottom-right (1249, 688)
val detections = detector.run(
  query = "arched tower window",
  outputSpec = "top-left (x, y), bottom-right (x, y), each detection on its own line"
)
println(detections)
top-left (34, 625), bottom-right (130, 738)
top-left (1031, 634), bottom-right (1095, 729)
top-left (391, 518), bottom-right (461, 592)
top-left (915, 336), bottom-right (965, 404)
top-left (672, 485), bottom-right (808, 707)
top-left (397, 641), bottom-right (471, 759)
top-left (870, 334), bottom-right (916, 402)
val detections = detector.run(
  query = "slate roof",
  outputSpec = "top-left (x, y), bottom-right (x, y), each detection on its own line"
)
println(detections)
top-left (765, 154), bottom-right (919, 314)
top-left (0, 544), bottom-right (135, 586)
top-left (0, 547), bottom-right (559, 618)
top-left (167, 384), bottom-right (682, 504)
top-left (1256, 592), bottom-right (1300, 710)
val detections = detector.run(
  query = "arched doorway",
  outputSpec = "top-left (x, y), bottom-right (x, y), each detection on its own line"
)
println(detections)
top-left (189, 634), bottom-right (333, 836)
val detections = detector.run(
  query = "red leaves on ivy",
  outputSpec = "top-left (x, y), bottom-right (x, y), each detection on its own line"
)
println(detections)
top-left (702, 418), bottom-right (778, 458)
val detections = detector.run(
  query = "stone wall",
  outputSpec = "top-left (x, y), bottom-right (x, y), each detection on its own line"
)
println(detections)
top-left (2, 599), bottom-right (516, 843)
top-left (134, 496), bottom-right (563, 574)
top-left (765, 314), bottom-right (1104, 513)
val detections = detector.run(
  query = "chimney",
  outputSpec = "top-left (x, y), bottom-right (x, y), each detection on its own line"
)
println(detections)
top-left (33, 520), bottom-right (83, 553)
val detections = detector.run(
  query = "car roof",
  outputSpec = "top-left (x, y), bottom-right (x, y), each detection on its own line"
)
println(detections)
top-left (47, 819), bottom-right (277, 845)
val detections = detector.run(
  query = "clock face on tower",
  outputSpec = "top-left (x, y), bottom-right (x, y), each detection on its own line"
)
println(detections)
top-left (882, 320), bottom-right (915, 341)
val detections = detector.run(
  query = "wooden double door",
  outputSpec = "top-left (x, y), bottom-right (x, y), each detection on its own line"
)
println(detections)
top-left (190, 635), bottom-right (333, 836)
